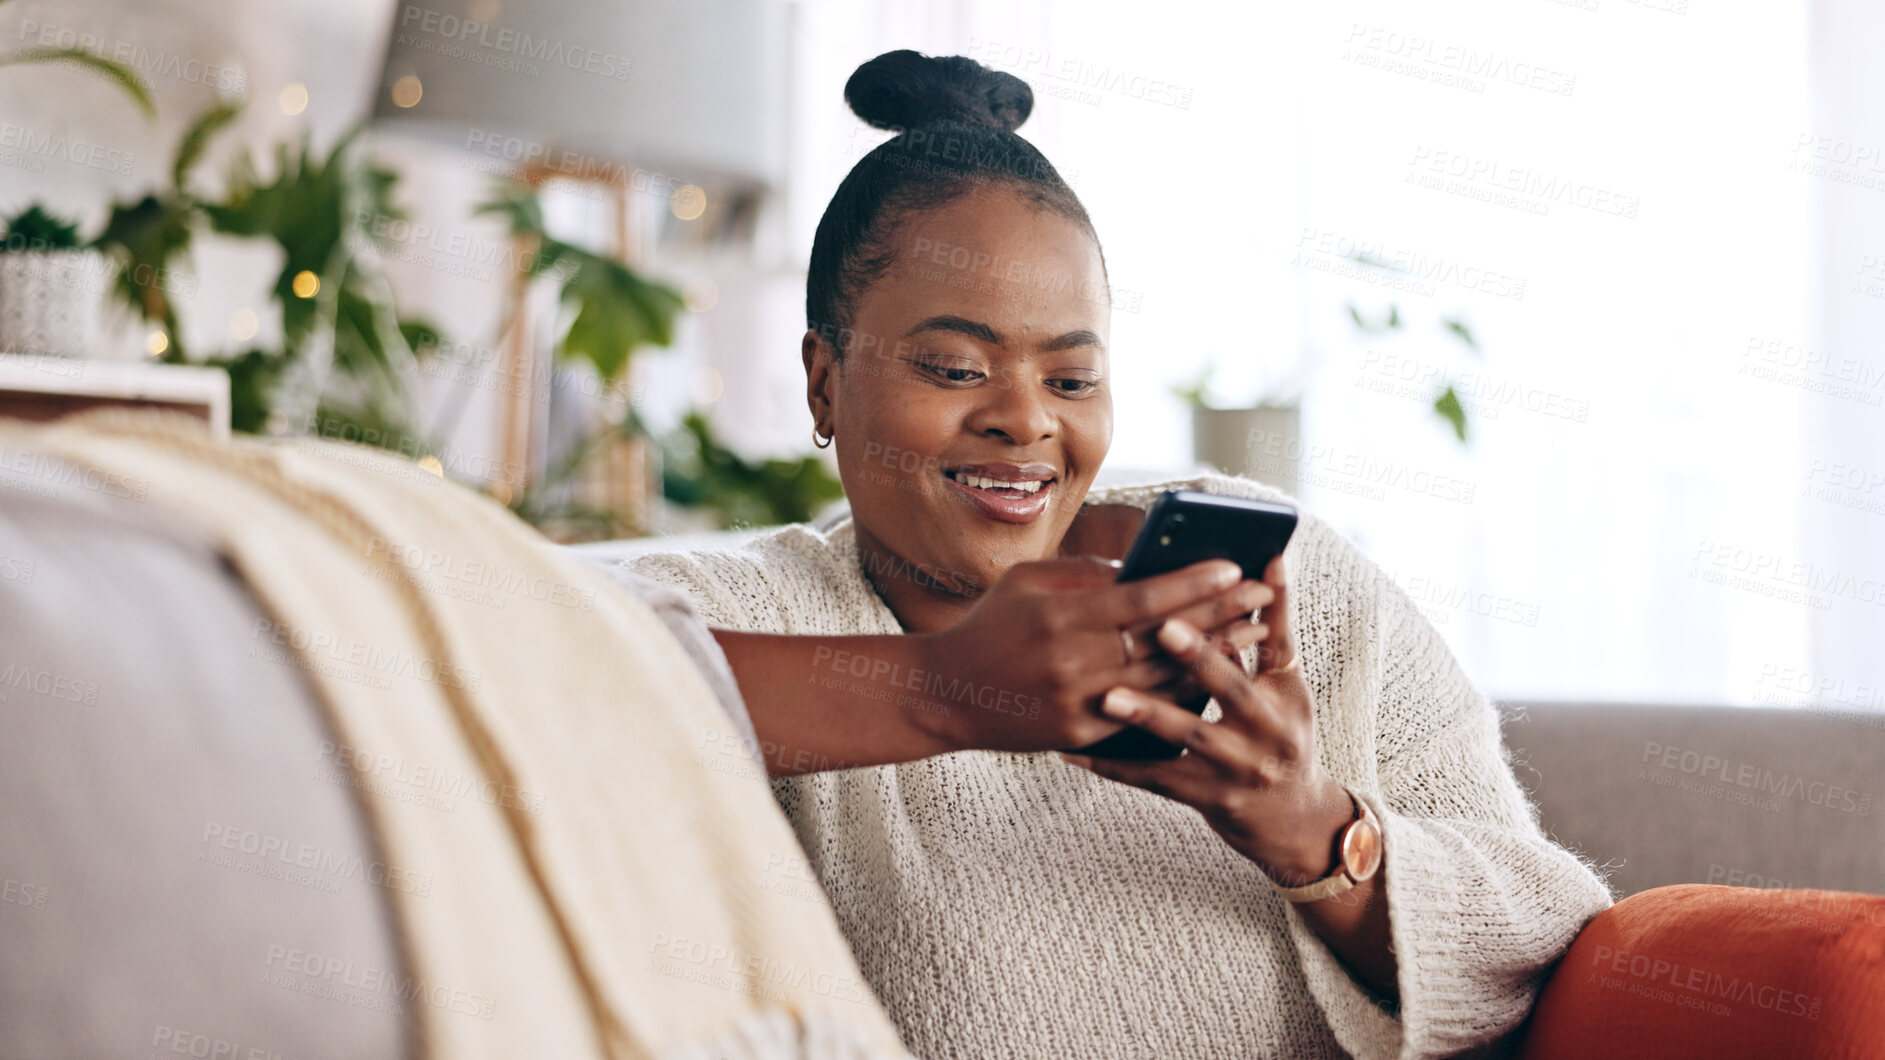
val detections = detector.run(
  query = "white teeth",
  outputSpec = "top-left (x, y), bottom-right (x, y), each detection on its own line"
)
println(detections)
top-left (950, 472), bottom-right (1047, 493)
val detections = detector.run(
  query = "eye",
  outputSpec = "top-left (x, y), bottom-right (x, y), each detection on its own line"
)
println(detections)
top-left (916, 360), bottom-right (986, 386)
top-left (1047, 376), bottom-right (1100, 397)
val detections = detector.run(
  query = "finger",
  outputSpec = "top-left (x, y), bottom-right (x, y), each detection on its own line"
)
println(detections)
top-left (1079, 655), bottom-right (1186, 698)
top-left (1256, 553), bottom-right (1298, 673)
top-left (1096, 685), bottom-right (1253, 767)
top-left (1084, 559), bottom-right (1243, 632)
top-left (1155, 619), bottom-right (1287, 731)
top-left (1163, 579), bottom-right (1275, 640)
top-left (1212, 618), bottom-right (1269, 656)
top-left (1059, 748), bottom-right (1221, 806)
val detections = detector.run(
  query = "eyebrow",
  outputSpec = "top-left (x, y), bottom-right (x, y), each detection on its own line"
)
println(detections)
top-left (905, 315), bottom-right (1104, 353)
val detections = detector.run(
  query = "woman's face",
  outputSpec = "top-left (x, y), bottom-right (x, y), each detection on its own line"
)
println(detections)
top-left (805, 185), bottom-right (1113, 600)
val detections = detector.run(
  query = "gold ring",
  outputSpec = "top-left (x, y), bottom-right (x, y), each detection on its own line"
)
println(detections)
top-left (1117, 627), bottom-right (1135, 665)
top-left (1259, 653), bottom-right (1299, 675)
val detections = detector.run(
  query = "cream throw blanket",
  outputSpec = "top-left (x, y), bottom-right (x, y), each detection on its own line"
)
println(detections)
top-left (9, 411), bottom-right (908, 1060)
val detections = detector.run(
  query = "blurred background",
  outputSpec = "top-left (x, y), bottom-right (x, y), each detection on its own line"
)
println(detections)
top-left (0, 0), bottom-right (1879, 711)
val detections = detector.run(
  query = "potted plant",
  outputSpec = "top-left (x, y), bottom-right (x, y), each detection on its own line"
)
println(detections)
top-left (0, 206), bottom-right (107, 358)
top-left (474, 181), bottom-right (687, 538)
top-left (1173, 362), bottom-right (1308, 497)
top-left (0, 32), bottom-right (152, 358)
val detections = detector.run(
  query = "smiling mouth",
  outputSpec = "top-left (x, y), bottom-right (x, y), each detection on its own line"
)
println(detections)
top-left (941, 466), bottom-right (1059, 524)
top-left (943, 470), bottom-right (1051, 495)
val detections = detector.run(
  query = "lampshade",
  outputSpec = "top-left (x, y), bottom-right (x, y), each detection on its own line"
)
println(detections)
top-left (371, 0), bottom-right (784, 190)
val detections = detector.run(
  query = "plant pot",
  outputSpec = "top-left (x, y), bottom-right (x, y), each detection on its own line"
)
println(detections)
top-left (0, 250), bottom-right (105, 360)
top-left (1190, 404), bottom-right (1302, 497)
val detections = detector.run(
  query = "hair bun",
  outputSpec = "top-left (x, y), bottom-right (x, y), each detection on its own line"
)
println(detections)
top-left (845, 50), bottom-right (1033, 133)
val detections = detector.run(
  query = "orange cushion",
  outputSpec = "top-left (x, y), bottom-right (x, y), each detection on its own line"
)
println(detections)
top-left (1515, 884), bottom-right (1885, 1060)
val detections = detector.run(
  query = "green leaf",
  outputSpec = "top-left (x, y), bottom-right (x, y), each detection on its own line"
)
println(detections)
top-left (1433, 386), bottom-right (1468, 443)
top-left (4, 48), bottom-right (155, 119)
top-left (1, 204), bottom-right (83, 251)
top-left (91, 193), bottom-right (195, 351)
top-left (173, 100), bottom-right (245, 193)
top-left (474, 183), bottom-right (548, 237)
top-left (557, 254), bottom-right (684, 379)
top-left (1443, 316), bottom-right (1480, 354)
top-left (660, 411), bottom-right (844, 528)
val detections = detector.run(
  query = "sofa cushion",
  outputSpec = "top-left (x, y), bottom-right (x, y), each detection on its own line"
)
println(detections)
top-left (1515, 884), bottom-right (1885, 1059)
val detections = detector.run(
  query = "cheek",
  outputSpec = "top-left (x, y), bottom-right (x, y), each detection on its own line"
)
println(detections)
top-left (1066, 400), bottom-right (1114, 471)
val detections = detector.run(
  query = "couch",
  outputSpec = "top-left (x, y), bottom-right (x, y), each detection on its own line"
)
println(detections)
top-left (4, 456), bottom-right (1880, 1059)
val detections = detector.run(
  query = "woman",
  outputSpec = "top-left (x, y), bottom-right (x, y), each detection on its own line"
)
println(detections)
top-left (625, 50), bottom-right (1612, 1059)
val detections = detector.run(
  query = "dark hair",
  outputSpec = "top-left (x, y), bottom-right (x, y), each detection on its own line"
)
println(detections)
top-left (806, 50), bottom-right (1101, 356)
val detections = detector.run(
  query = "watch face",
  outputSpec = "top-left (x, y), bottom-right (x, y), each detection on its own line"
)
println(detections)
top-left (1342, 817), bottom-right (1383, 881)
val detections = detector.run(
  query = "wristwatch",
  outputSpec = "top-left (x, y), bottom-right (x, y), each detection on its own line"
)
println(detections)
top-left (1270, 787), bottom-right (1383, 904)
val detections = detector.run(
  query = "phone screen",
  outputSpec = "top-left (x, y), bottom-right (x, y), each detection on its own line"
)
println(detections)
top-left (1077, 490), bottom-right (1298, 759)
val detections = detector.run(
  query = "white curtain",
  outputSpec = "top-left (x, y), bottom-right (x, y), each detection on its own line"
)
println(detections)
top-left (738, 0), bottom-right (1885, 711)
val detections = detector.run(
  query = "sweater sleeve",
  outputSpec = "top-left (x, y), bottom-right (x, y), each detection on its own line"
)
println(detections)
top-left (1280, 550), bottom-right (1616, 1060)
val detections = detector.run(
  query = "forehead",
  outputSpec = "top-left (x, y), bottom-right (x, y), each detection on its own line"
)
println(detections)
top-left (865, 187), bottom-right (1110, 342)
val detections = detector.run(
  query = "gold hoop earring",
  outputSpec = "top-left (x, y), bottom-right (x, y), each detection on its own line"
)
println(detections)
top-left (813, 426), bottom-right (833, 449)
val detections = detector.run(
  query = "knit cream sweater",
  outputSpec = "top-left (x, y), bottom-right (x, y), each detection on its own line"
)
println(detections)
top-left (624, 472), bottom-right (1614, 1060)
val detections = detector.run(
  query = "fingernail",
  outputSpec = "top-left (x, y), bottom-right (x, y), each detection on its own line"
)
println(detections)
top-left (1211, 562), bottom-right (1241, 589)
top-left (1158, 619), bottom-right (1201, 653)
top-left (1101, 688), bottom-right (1140, 720)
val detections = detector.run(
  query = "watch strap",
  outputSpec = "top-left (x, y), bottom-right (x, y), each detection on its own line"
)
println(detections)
top-left (1270, 788), bottom-right (1378, 905)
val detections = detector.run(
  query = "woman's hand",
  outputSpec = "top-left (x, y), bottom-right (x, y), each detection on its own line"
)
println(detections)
top-left (1059, 555), bottom-right (1356, 885)
top-left (910, 556), bottom-right (1264, 753)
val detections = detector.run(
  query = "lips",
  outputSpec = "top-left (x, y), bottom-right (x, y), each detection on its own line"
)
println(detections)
top-left (941, 461), bottom-right (1058, 524)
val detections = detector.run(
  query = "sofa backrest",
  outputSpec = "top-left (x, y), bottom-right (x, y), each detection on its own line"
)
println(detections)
top-left (1501, 702), bottom-right (1885, 898)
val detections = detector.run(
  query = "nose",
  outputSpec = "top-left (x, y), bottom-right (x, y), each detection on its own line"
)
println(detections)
top-left (965, 371), bottom-right (1055, 446)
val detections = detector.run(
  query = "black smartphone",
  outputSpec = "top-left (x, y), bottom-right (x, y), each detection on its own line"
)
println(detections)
top-left (1075, 489), bottom-right (1299, 760)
